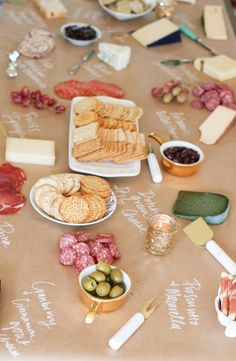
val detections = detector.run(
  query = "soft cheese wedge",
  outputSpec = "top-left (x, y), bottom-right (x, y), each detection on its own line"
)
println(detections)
top-left (97, 43), bottom-right (131, 71)
top-left (199, 106), bottom-right (236, 145)
top-left (5, 137), bottom-right (56, 165)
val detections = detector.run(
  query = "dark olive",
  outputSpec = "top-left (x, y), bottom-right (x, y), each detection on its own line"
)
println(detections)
top-left (82, 277), bottom-right (97, 292)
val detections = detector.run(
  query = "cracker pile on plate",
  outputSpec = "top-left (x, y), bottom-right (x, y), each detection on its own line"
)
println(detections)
top-left (33, 0), bottom-right (67, 19)
top-left (102, 0), bottom-right (149, 14)
top-left (72, 97), bottom-right (147, 163)
top-left (34, 173), bottom-right (111, 224)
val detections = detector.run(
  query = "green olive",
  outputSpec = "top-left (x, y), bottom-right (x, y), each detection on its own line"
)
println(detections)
top-left (110, 268), bottom-right (123, 284)
top-left (82, 277), bottom-right (97, 292)
top-left (96, 261), bottom-right (111, 276)
top-left (96, 282), bottom-right (111, 297)
top-left (90, 271), bottom-right (106, 283)
top-left (109, 285), bottom-right (125, 298)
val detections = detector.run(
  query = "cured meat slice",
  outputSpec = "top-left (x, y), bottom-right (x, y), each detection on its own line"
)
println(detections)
top-left (0, 163), bottom-right (26, 215)
top-left (54, 80), bottom-right (125, 100)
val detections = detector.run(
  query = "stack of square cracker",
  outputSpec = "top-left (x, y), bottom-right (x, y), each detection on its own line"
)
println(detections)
top-left (72, 97), bottom-right (147, 163)
top-left (34, 174), bottom-right (111, 224)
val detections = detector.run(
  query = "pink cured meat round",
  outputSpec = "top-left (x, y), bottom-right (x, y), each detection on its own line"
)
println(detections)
top-left (96, 233), bottom-right (114, 242)
top-left (200, 90), bottom-right (219, 103)
top-left (192, 86), bottom-right (205, 97)
top-left (109, 243), bottom-right (121, 260)
top-left (59, 233), bottom-right (78, 250)
top-left (204, 97), bottom-right (221, 112)
top-left (96, 248), bottom-right (113, 264)
top-left (60, 248), bottom-right (77, 266)
top-left (75, 232), bottom-right (90, 242)
top-left (72, 242), bottom-right (90, 256)
top-left (200, 82), bottom-right (216, 91)
top-left (191, 100), bottom-right (204, 109)
top-left (87, 240), bottom-right (104, 258)
top-left (75, 255), bottom-right (95, 273)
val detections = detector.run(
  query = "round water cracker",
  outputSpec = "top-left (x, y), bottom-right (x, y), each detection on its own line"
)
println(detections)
top-left (34, 185), bottom-right (58, 209)
top-left (35, 176), bottom-right (64, 193)
top-left (60, 195), bottom-right (90, 223)
top-left (67, 174), bottom-right (81, 196)
top-left (38, 188), bottom-right (59, 215)
top-left (81, 184), bottom-right (111, 200)
top-left (50, 194), bottom-right (65, 221)
top-left (73, 98), bottom-right (101, 114)
top-left (80, 175), bottom-right (110, 193)
top-left (74, 111), bottom-right (98, 127)
top-left (83, 194), bottom-right (107, 222)
top-left (51, 174), bottom-right (75, 195)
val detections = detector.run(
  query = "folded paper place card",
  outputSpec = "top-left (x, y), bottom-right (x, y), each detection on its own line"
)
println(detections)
top-left (131, 18), bottom-right (181, 47)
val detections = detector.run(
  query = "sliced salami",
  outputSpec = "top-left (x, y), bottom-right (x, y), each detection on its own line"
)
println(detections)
top-left (87, 240), bottom-right (104, 259)
top-left (75, 232), bottom-right (90, 242)
top-left (109, 243), bottom-right (121, 260)
top-left (96, 247), bottom-right (113, 264)
top-left (75, 255), bottom-right (95, 273)
top-left (59, 232), bottom-right (78, 250)
top-left (54, 80), bottom-right (125, 100)
top-left (60, 248), bottom-right (77, 266)
top-left (72, 242), bottom-right (90, 256)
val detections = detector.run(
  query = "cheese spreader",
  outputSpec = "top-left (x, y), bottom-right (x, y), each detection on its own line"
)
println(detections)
top-left (183, 218), bottom-right (236, 275)
top-left (108, 294), bottom-right (162, 350)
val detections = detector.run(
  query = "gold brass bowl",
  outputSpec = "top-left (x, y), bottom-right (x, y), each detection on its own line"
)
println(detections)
top-left (149, 133), bottom-right (204, 177)
top-left (78, 265), bottom-right (131, 324)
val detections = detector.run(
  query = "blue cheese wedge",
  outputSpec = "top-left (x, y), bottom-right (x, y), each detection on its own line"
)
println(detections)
top-left (97, 42), bottom-right (131, 71)
top-left (131, 18), bottom-right (181, 47)
top-left (5, 137), bottom-right (56, 165)
top-left (199, 106), bottom-right (236, 145)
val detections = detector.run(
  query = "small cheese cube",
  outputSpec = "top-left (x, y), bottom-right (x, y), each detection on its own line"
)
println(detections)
top-left (5, 137), bottom-right (56, 165)
top-left (199, 106), bottom-right (236, 145)
top-left (97, 43), bottom-right (131, 71)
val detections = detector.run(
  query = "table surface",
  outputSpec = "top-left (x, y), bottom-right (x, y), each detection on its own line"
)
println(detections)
top-left (0, 0), bottom-right (236, 360)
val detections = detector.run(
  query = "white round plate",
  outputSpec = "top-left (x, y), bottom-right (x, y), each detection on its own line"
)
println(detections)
top-left (98, 0), bottom-right (156, 21)
top-left (30, 186), bottom-right (117, 226)
top-left (60, 23), bottom-right (102, 46)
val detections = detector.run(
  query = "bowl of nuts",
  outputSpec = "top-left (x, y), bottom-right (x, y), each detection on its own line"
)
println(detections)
top-left (78, 262), bottom-right (131, 324)
top-left (149, 133), bottom-right (204, 177)
top-left (98, 0), bottom-right (157, 21)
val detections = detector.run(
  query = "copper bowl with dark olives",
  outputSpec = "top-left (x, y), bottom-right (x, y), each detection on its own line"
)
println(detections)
top-left (149, 133), bottom-right (204, 177)
top-left (78, 262), bottom-right (131, 324)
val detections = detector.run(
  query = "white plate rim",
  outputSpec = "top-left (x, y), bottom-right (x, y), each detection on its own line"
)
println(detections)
top-left (98, 0), bottom-right (156, 20)
top-left (68, 96), bottom-right (141, 177)
top-left (30, 185), bottom-right (117, 226)
top-left (60, 22), bottom-right (102, 46)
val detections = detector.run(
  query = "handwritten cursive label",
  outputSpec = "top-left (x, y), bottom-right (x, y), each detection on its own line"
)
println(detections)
top-left (6, 9), bottom-right (46, 27)
top-left (72, 7), bottom-right (110, 24)
top-left (155, 110), bottom-right (192, 139)
top-left (18, 58), bottom-right (54, 89)
top-left (153, 61), bottom-right (199, 83)
top-left (83, 63), bottom-right (114, 78)
top-left (1, 281), bottom-right (56, 358)
top-left (1, 112), bottom-right (41, 138)
top-left (113, 186), bottom-right (159, 234)
top-left (165, 279), bottom-right (201, 330)
top-left (0, 221), bottom-right (14, 249)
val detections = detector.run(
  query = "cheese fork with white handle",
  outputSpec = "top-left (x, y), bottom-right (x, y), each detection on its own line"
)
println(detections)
top-left (108, 294), bottom-right (162, 350)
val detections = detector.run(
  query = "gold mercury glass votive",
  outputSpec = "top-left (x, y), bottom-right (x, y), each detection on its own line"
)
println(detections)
top-left (155, 0), bottom-right (177, 19)
top-left (146, 213), bottom-right (179, 256)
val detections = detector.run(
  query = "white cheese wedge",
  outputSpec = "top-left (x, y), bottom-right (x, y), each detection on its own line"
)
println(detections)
top-left (199, 106), bottom-right (236, 145)
top-left (203, 5), bottom-right (227, 40)
top-left (97, 43), bottom-right (131, 71)
top-left (5, 137), bottom-right (56, 165)
top-left (194, 55), bottom-right (236, 81)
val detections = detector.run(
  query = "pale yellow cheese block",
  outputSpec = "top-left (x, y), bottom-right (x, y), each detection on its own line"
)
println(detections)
top-left (5, 137), bottom-right (55, 165)
top-left (199, 106), bottom-right (236, 145)
top-left (194, 55), bottom-right (236, 81)
top-left (131, 18), bottom-right (179, 47)
top-left (203, 5), bottom-right (227, 40)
